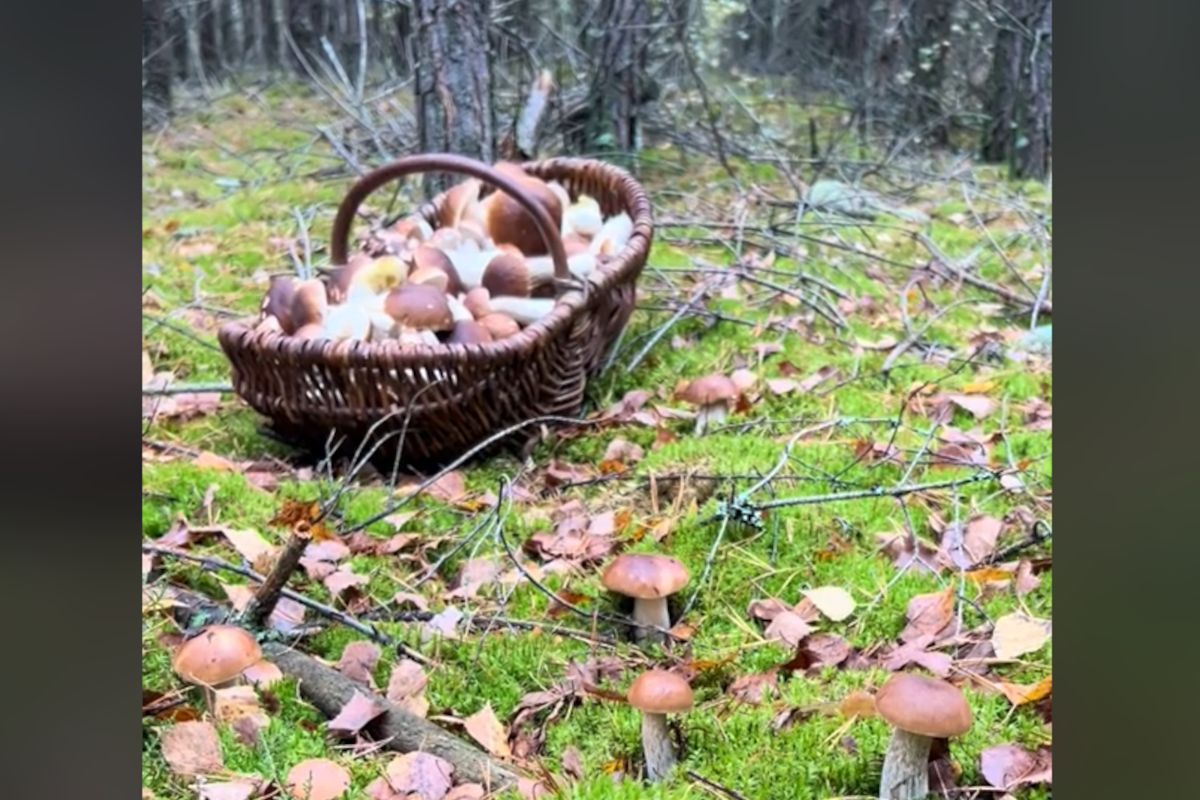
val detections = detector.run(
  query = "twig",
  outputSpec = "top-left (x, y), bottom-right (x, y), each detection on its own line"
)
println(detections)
top-left (623, 275), bottom-right (725, 373)
top-left (968, 521), bottom-right (1052, 570)
top-left (241, 528), bottom-right (311, 629)
top-left (755, 471), bottom-right (999, 512)
top-left (686, 770), bottom-right (750, 800)
top-left (141, 382), bottom-right (233, 396)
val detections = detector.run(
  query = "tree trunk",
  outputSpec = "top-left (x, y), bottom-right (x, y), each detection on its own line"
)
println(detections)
top-left (228, 0), bottom-right (246, 67)
top-left (819, 0), bottom-right (870, 78)
top-left (271, 0), bottom-right (290, 73)
top-left (980, 0), bottom-right (1052, 180)
top-left (250, 0), bottom-right (266, 68)
top-left (412, 0), bottom-right (495, 195)
top-left (180, 0), bottom-right (207, 84)
top-left (143, 0), bottom-right (174, 126)
top-left (1011, 0), bottom-right (1051, 179)
top-left (581, 0), bottom-right (650, 154)
top-left (907, 0), bottom-right (956, 146)
top-left (212, 0), bottom-right (227, 73)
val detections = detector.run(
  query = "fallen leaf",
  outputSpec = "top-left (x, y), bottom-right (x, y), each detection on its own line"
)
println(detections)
top-left (424, 471), bottom-right (467, 504)
top-left (561, 746), bottom-right (585, 781)
top-left (223, 529), bottom-right (278, 572)
top-left (766, 377), bottom-right (799, 395)
top-left (385, 752), bottom-right (455, 800)
top-left (991, 613), bottom-right (1051, 659)
top-left (194, 451), bottom-right (240, 472)
top-left (212, 686), bottom-right (269, 734)
top-left (764, 611), bottom-right (813, 647)
top-left (798, 633), bottom-right (853, 669)
top-left (286, 758), bottom-right (351, 800)
top-left (1015, 559), bottom-right (1042, 596)
top-left (797, 365), bottom-right (839, 392)
top-left (980, 744), bottom-right (1053, 791)
top-left (160, 720), bottom-right (223, 776)
top-left (881, 634), bottom-right (953, 677)
top-left (727, 671), bottom-right (778, 704)
top-left (323, 567), bottom-right (368, 598)
top-left (517, 777), bottom-right (553, 800)
top-left (423, 607), bottom-right (464, 640)
top-left (337, 641), bottom-right (381, 687)
top-left (544, 460), bottom-right (595, 487)
top-left (446, 785), bottom-right (486, 800)
top-left (875, 531), bottom-right (941, 574)
top-left (748, 597), bottom-right (790, 622)
top-left (801, 586), bottom-right (856, 621)
top-left (603, 437), bottom-right (644, 465)
top-left (327, 691), bottom-right (388, 738)
top-left (899, 587), bottom-right (955, 642)
top-left (198, 780), bottom-right (261, 800)
top-left (392, 592), bottom-right (430, 612)
top-left (463, 703), bottom-right (512, 758)
top-left (945, 393), bottom-right (997, 419)
top-left (837, 690), bottom-right (877, 719)
top-left (996, 675), bottom-right (1052, 706)
top-left (937, 516), bottom-right (1003, 569)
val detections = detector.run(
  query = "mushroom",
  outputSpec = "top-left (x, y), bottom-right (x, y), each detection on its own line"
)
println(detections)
top-left (445, 294), bottom-right (475, 323)
top-left (527, 250), bottom-right (597, 282)
top-left (481, 251), bottom-right (532, 297)
top-left (322, 302), bottom-right (371, 341)
top-left (446, 319), bottom-right (494, 345)
top-left (439, 178), bottom-right (482, 229)
top-left (285, 758), bottom-right (351, 800)
top-left (384, 283), bottom-right (454, 332)
top-left (411, 244), bottom-right (464, 294)
top-left (293, 322), bottom-right (329, 341)
top-left (392, 215), bottom-right (434, 244)
top-left (563, 194), bottom-right (604, 238)
top-left (172, 624), bottom-right (263, 707)
top-left (262, 275), bottom-right (298, 332)
top-left (290, 278), bottom-right (329, 329)
top-left (627, 670), bottom-right (693, 782)
top-left (461, 287), bottom-right (491, 319)
top-left (601, 553), bottom-right (689, 644)
top-left (590, 212), bottom-right (634, 257)
top-left (477, 312), bottom-right (521, 339)
top-left (875, 673), bottom-right (973, 800)
top-left (482, 162), bottom-right (563, 256)
top-left (485, 295), bottom-right (555, 326)
top-left (679, 374), bottom-right (738, 435)
top-left (255, 314), bottom-right (283, 335)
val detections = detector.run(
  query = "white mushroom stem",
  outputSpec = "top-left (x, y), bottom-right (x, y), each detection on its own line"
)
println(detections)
top-left (527, 252), bottom-right (597, 282)
top-left (693, 402), bottom-right (728, 435)
top-left (486, 296), bottom-right (556, 325)
top-left (640, 711), bottom-right (677, 782)
top-left (631, 597), bottom-right (671, 645)
top-left (878, 729), bottom-right (932, 800)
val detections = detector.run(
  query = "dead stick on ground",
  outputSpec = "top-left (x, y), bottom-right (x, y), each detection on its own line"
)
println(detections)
top-left (261, 641), bottom-right (519, 789)
top-left (241, 528), bottom-right (312, 629)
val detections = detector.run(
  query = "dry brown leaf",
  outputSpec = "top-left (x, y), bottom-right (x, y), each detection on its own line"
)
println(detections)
top-left (899, 587), bottom-right (955, 642)
top-left (327, 691), bottom-right (387, 737)
top-left (194, 451), bottom-right (241, 472)
top-left (980, 744), bottom-right (1053, 791)
top-left (445, 785), bottom-right (486, 800)
top-left (160, 720), bottom-right (224, 777)
top-left (323, 567), bottom-right (368, 598)
top-left (881, 634), bottom-right (953, 677)
top-left (766, 377), bottom-right (800, 395)
top-left (561, 746), bottom-right (585, 782)
top-left (748, 597), bottom-right (790, 622)
top-left (423, 607), bottom-right (464, 640)
top-left (603, 437), bottom-right (644, 465)
top-left (222, 529), bottom-right (278, 572)
top-left (801, 586), bottom-right (856, 621)
top-left (727, 671), bottom-right (778, 704)
top-left (197, 779), bottom-right (262, 800)
top-left (764, 611), bottom-right (813, 647)
top-left (337, 641), bottom-right (381, 687)
top-left (937, 515), bottom-right (1003, 569)
top-left (385, 752), bottom-right (455, 800)
top-left (285, 758), bottom-right (351, 800)
top-left (991, 613), bottom-right (1051, 659)
top-left (798, 632), bottom-right (853, 669)
top-left (1015, 559), bottom-right (1042, 596)
top-left (463, 703), bottom-right (512, 758)
top-left (386, 659), bottom-right (430, 717)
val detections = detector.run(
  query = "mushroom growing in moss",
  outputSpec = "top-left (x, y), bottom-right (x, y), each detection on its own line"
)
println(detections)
top-left (875, 673), bottom-right (973, 800)
top-left (627, 670), bottom-right (693, 782)
top-left (679, 374), bottom-right (738, 435)
top-left (601, 553), bottom-right (689, 645)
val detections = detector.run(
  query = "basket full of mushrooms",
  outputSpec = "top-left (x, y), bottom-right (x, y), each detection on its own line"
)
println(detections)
top-left (218, 154), bottom-right (652, 468)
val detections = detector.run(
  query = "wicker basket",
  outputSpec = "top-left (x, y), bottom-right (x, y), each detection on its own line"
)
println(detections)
top-left (218, 154), bottom-right (652, 469)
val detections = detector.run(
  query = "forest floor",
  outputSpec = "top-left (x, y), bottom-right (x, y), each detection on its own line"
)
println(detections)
top-left (142, 84), bottom-right (1052, 800)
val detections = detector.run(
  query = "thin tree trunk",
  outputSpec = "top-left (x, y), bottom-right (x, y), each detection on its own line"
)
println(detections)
top-left (1011, 0), bottom-right (1051, 179)
top-left (413, 0), bottom-right (494, 195)
top-left (180, 0), bottom-right (207, 85)
top-left (143, 0), bottom-right (174, 126)
top-left (228, 0), bottom-right (245, 67)
top-left (908, 0), bottom-right (955, 146)
top-left (250, 0), bottom-right (266, 68)
top-left (212, 0), bottom-right (227, 72)
top-left (271, 0), bottom-right (290, 73)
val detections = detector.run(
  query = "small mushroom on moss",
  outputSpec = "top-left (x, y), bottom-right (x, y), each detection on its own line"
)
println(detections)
top-left (679, 374), bottom-right (738, 435)
top-left (627, 670), bottom-right (693, 782)
top-left (875, 673), bottom-right (973, 800)
top-left (172, 624), bottom-right (263, 708)
top-left (601, 553), bottom-right (689, 644)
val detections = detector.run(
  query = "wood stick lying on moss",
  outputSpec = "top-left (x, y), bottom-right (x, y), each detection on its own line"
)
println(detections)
top-left (261, 642), bottom-right (519, 789)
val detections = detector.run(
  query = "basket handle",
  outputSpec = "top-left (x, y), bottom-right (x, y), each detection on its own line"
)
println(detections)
top-left (329, 153), bottom-right (571, 283)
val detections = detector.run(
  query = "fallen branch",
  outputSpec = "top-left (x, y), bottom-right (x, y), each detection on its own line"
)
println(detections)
top-left (141, 382), bottom-right (233, 396)
top-left (261, 641), bottom-right (520, 789)
top-left (515, 70), bottom-right (554, 158)
top-left (241, 528), bottom-right (311, 629)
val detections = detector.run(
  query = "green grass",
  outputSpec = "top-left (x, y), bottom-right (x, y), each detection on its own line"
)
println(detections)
top-left (142, 87), bottom-right (1051, 799)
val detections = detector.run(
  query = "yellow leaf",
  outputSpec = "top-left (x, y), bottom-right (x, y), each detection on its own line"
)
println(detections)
top-left (991, 612), bottom-right (1052, 659)
top-left (837, 690), bottom-right (877, 719)
top-left (801, 586), bottom-right (856, 621)
top-left (966, 567), bottom-right (1014, 585)
top-left (997, 675), bottom-right (1052, 706)
top-left (961, 379), bottom-right (997, 394)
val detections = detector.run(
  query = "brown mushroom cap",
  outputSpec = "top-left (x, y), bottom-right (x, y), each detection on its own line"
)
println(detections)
top-left (263, 276), bottom-right (298, 332)
top-left (293, 322), bottom-right (328, 340)
top-left (462, 287), bottom-right (491, 319)
top-left (628, 670), bottom-right (694, 714)
top-left (446, 319), bottom-right (494, 345)
top-left (285, 758), bottom-right (351, 800)
top-left (290, 279), bottom-right (329, 328)
top-left (875, 673), bottom-right (972, 738)
top-left (172, 625), bottom-right (262, 686)
top-left (440, 179), bottom-right (482, 229)
top-left (482, 252), bottom-right (532, 297)
top-left (477, 312), bottom-right (521, 339)
top-left (483, 162), bottom-right (563, 256)
top-left (384, 283), bottom-right (454, 332)
top-left (601, 554), bottom-right (690, 599)
top-left (411, 245), bottom-right (464, 294)
top-left (680, 374), bottom-right (738, 406)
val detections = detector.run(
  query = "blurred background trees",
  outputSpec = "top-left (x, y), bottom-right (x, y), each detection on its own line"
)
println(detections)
top-left (142, 0), bottom-right (1051, 180)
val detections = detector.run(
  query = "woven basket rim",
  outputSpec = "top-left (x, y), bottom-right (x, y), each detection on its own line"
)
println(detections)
top-left (218, 156), bottom-right (652, 367)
